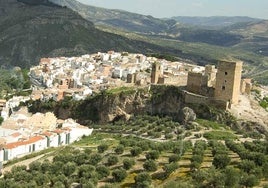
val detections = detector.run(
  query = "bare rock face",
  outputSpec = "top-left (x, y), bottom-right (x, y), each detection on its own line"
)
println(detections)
top-left (100, 90), bottom-right (150, 123)
top-left (74, 85), bottom-right (186, 124)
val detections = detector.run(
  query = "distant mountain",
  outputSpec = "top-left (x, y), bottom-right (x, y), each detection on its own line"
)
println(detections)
top-left (49, 0), bottom-right (246, 47)
top-left (225, 20), bottom-right (268, 56)
top-left (0, 0), bottom-right (181, 68)
top-left (49, 0), bottom-right (268, 84)
top-left (49, 0), bottom-right (179, 34)
top-left (225, 20), bottom-right (268, 35)
top-left (171, 16), bottom-right (262, 29)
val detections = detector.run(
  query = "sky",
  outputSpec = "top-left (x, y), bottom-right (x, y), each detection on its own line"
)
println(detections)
top-left (77, 0), bottom-right (268, 19)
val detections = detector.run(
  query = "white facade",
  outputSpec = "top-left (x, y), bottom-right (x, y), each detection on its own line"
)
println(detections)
top-left (47, 134), bottom-right (59, 148)
top-left (0, 149), bottom-right (3, 162)
top-left (1, 118), bottom-right (93, 162)
top-left (70, 127), bottom-right (93, 143)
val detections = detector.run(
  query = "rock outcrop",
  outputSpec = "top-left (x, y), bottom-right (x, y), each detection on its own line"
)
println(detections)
top-left (178, 107), bottom-right (196, 125)
top-left (28, 85), bottom-right (240, 127)
top-left (72, 85), bottom-right (187, 124)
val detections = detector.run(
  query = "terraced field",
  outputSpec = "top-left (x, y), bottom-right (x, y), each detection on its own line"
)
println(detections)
top-left (2, 115), bottom-right (268, 187)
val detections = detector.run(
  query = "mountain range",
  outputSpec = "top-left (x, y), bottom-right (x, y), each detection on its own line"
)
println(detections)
top-left (1, 0), bottom-right (268, 83)
top-left (0, 0), bottom-right (180, 68)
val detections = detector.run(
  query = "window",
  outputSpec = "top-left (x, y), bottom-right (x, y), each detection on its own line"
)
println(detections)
top-left (225, 72), bottom-right (228, 75)
top-left (222, 86), bottom-right (225, 90)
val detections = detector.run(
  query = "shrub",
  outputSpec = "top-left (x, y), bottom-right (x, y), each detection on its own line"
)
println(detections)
top-left (134, 172), bottom-right (152, 188)
top-left (145, 150), bottom-right (160, 160)
top-left (107, 155), bottom-right (119, 166)
top-left (143, 160), bottom-right (157, 172)
top-left (239, 160), bottom-right (256, 173)
top-left (212, 154), bottom-right (230, 169)
top-left (96, 165), bottom-right (110, 179)
top-left (168, 154), bottom-right (180, 163)
top-left (114, 145), bottom-right (124, 155)
top-left (123, 158), bottom-right (135, 170)
top-left (97, 144), bottom-right (109, 153)
top-left (130, 147), bottom-right (142, 157)
top-left (112, 168), bottom-right (127, 182)
top-left (165, 133), bottom-right (173, 139)
top-left (89, 153), bottom-right (102, 165)
top-left (224, 167), bottom-right (240, 188)
top-left (163, 162), bottom-right (179, 178)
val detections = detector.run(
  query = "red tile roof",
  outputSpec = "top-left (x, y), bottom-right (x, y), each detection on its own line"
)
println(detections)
top-left (5, 136), bottom-right (44, 149)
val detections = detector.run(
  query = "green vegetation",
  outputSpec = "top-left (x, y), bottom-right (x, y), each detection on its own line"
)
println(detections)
top-left (2, 114), bottom-right (268, 187)
top-left (195, 119), bottom-right (227, 130)
top-left (104, 86), bottom-right (136, 95)
top-left (203, 130), bottom-right (237, 140)
top-left (0, 68), bottom-right (31, 98)
top-left (260, 96), bottom-right (268, 110)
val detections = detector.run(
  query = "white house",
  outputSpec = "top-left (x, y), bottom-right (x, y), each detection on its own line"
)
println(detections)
top-left (42, 132), bottom-right (59, 148)
top-left (4, 135), bottom-right (46, 161)
top-left (61, 119), bottom-right (93, 143)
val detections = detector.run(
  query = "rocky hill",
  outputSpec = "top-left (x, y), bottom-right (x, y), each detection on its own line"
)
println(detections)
top-left (28, 85), bottom-right (232, 125)
top-left (0, 0), bottom-right (180, 68)
top-left (27, 85), bottom-right (267, 135)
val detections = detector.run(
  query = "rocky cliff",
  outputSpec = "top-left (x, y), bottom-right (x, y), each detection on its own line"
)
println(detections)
top-left (27, 85), bottom-right (267, 135)
top-left (26, 85), bottom-right (232, 125)
top-left (71, 85), bottom-right (206, 125)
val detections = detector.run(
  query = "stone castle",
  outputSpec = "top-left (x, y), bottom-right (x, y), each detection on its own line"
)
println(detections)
top-left (151, 60), bottom-right (252, 109)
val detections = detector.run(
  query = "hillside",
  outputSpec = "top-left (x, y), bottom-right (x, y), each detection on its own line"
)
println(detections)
top-left (1, 0), bottom-right (268, 84)
top-left (50, 0), bottom-right (178, 34)
top-left (51, 0), bottom-right (268, 85)
top-left (3, 85), bottom-right (268, 187)
top-left (50, 0), bottom-right (245, 47)
top-left (171, 16), bottom-right (261, 29)
top-left (0, 0), bottom-right (180, 68)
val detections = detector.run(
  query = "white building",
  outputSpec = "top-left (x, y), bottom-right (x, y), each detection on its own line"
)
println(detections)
top-left (0, 111), bottom-right (93, 163)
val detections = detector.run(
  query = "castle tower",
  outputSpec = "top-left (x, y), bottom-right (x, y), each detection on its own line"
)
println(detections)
top-left (204, 65), bottom-right (217, 87)
top-left (151, 62), bottom-right (161, 84)
top-left (214, 61), bottom-right (243, 105)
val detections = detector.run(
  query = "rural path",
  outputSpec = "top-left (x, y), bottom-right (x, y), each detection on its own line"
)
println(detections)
top-left (2, 154), bottom-right (45, 174)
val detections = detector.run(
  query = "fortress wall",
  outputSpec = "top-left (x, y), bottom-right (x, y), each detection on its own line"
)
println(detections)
top-left (184, 91), bottom-right (228, 110)
top-left (163, 75), bottom-right (188, 86)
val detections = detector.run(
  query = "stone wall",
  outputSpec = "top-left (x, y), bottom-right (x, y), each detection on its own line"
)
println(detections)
top-left (184, 90), bottom-right (228, 110)
top-left (187, 72), bottom-right (208, 94)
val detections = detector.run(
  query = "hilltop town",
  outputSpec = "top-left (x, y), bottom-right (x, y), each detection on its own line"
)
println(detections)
top-left (1, 50), bottom-right (267, 165)
top-left (28, 51), bottom-right (195, 101)
top-left (28, 51), bottom-right (251, 110)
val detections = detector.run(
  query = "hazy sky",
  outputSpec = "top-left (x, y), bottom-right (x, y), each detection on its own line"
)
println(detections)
top-left (77, 0), bottom-right (268, 19)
